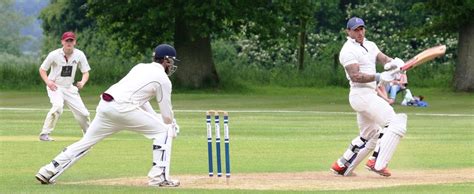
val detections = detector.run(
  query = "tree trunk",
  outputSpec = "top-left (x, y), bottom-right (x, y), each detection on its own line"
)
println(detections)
top-left (297, 17), bottom-right (307, 71)
top-left (173, 16), bottom-right (219, 88)
top-left (454, 20), bottom-right (474, 92)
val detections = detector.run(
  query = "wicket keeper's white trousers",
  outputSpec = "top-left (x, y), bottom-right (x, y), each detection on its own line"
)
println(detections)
top-left (41, 86), bottom-right (90, 134)
top-left (49, 100), bottom-right (169, 175)
top-left (349, 88), bottom-right (396, 139)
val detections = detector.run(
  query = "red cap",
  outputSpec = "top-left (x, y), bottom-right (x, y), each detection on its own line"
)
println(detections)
top-left (61, 31), bottom-right (76, 41)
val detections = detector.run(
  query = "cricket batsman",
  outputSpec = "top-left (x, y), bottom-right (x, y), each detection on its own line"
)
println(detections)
top-left (330, 17), bottom-right (408, 177)
top-left (36, 44), bottom-right (181, 187)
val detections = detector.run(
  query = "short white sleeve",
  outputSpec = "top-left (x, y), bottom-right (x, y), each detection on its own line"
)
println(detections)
top-left (40, 52), bottom-right (54, 71)
top-left (339, 48), bottom-right (358, 67)
top-left (77, 50), bottom-right (91, 73)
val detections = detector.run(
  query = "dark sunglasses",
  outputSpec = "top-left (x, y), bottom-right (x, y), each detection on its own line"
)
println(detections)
top-left (65, 39), bottom-right (74, 42)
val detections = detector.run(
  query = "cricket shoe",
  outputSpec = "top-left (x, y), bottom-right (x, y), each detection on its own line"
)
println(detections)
top-left (330, 161), bottom-right (347, 176)
top-left (148, 172), bottom-right (180, 187)
top-left (365, 159), bottom-right (391, 177)
top-left (39, 134), bottom-right (54, 141)
top-left (158, 179), bottom-right (180, 187)
top-left (149, 179), bottom-right (180, 187)
top-left (35, 167), bottom-right (55, 184)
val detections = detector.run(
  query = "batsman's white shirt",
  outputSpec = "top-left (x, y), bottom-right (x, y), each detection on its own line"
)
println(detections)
top-left (339, 37), bottom-right (395, 139)
top-left (46, 62), bottom-right (174, 179)
top-left (40, 48), bottom-right (91, 87)
top-left (339, 37), bottom-right (380, 90)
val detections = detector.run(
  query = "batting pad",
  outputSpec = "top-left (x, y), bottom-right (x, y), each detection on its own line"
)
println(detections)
top-left (344, 136), bottom-right (377, 176)
top-left (375, 114), bottom-right (407, 170)
top-left (152, 141), bottom-right (167, 168)
top-left (341, 136), bottom-right (367, 166)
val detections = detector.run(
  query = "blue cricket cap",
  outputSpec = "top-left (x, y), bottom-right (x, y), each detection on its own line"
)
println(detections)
top-left (347, 17), bottom-right (365, 30)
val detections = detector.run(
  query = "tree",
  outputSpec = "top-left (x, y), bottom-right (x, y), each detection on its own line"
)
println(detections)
top-left (39, 0), bottom-right (92, 35)
top-left (0, 0), bottom-right (30, 56)
top-left (39, 0), bottom-right (93, 54)
top-left (39, 0), bottom-right (313, 87)
top-left (279, 0), bottom-right (319, 71)
top-left (417, 0), bottom-right (474, 91)
top-left (86, 0), bottom-right (304, 88)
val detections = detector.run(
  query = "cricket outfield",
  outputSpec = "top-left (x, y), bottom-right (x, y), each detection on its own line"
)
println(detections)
top-left (0, 87), bottom-right (472, 193)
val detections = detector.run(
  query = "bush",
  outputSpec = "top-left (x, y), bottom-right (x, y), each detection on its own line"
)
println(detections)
top-left (212, 39), bottom-right (349, 88)
top-left (0, 53), bottom-right (41, 89)
top-left (211, 1), bottom-right (457, 89)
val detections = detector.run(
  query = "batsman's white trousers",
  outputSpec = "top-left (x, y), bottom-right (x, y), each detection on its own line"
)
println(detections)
top-left (41, 86), bottom-right (90, 134)
top-left (50, 99), bottom-right (168, 174)
top-left (349, 88), bottom-right (396, 140)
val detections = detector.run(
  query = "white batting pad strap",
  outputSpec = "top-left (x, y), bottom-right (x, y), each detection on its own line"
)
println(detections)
top-left (389, 113), bottom-right (408, 137)
top-left (153, 143), bottom-right (166, 151)
top-left (154, 161), bottom-right (169, 167)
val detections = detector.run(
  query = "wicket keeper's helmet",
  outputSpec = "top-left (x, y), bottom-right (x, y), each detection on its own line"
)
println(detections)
top-left (153, 44), bottom-right (179, 61)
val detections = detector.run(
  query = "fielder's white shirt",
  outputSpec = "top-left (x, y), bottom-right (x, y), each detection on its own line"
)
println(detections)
top-left (40, 48), bottom-right (91, 87)
top-left (105, 62), bottom-right (174, 122)
top-left (339, 37), bottom-right (380, 90)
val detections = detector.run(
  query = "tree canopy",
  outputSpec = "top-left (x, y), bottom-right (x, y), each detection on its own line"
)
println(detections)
top-left (31, 0), bottom-right (471, 90)
top-left (0, 0), bottom-right (30, 56)
top-left (415, 0), bottom-right (474, 91)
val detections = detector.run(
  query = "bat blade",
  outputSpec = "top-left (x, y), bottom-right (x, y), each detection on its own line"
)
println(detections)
top-left (401, 45), bottom-right (446, 71)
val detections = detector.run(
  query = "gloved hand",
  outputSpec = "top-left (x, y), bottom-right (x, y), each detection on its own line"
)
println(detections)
top-left (169, 118), bottom-right (180, 138)
top-left (380, 70), bottom-right (400, 82)
top-left (384, 58), bottom-right (405, 71)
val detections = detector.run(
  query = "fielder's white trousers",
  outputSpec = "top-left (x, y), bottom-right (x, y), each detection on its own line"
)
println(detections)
top-left (41, 86), bottom-right (90, 134)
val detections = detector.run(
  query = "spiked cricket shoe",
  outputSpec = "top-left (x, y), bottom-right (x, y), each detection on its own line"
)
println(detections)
top-left (365, 159), bottom-right (391, 177)
top-left (330, 161), bottom-right (347, 176)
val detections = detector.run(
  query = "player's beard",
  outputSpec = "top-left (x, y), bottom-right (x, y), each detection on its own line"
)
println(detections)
top-left (356, 35), bottom-right (364, 43)
top-left (163, 59), bottom-right (177, 76)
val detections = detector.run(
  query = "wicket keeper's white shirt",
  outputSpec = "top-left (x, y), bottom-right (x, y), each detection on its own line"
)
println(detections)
top-left (105, 62), bottom-right (174, 123)
top-left (339, 37), bottom-right (380, 90)
top-left (40, 48), bottom-right (90, 87)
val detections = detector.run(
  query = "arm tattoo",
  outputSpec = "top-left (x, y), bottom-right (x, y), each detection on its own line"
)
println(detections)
top-left (345, 64), bottom-right (376, 83)
top-left (377, 52), bottom-right (392, 65)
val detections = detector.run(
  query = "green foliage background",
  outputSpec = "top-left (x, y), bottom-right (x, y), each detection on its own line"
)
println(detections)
top-left (0, 0), bottom-right (460, 89)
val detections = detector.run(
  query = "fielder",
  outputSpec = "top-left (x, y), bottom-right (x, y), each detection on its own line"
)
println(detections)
top-left (38, 31), bottom-right (91, 141)
top-left (36, 44), bottom-right (181, 187)
top-left (330, 17), bottom-right (408, 177)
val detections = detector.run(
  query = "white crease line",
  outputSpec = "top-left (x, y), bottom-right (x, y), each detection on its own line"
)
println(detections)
top-left (0, 107), bottom-right (473, 117)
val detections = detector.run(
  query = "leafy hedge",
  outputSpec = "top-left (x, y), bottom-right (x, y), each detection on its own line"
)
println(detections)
top-left (0, 2), bottom-right (458, 90)
top-left (212, 1), bottom-right (457, 88)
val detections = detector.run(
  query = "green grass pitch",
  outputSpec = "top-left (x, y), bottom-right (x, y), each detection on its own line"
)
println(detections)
top-left (0, 87), bottom-right (473, 193)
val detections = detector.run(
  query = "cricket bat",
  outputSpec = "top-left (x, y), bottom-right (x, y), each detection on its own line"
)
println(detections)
top-left (400, 45), bottom-right (446, 71)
